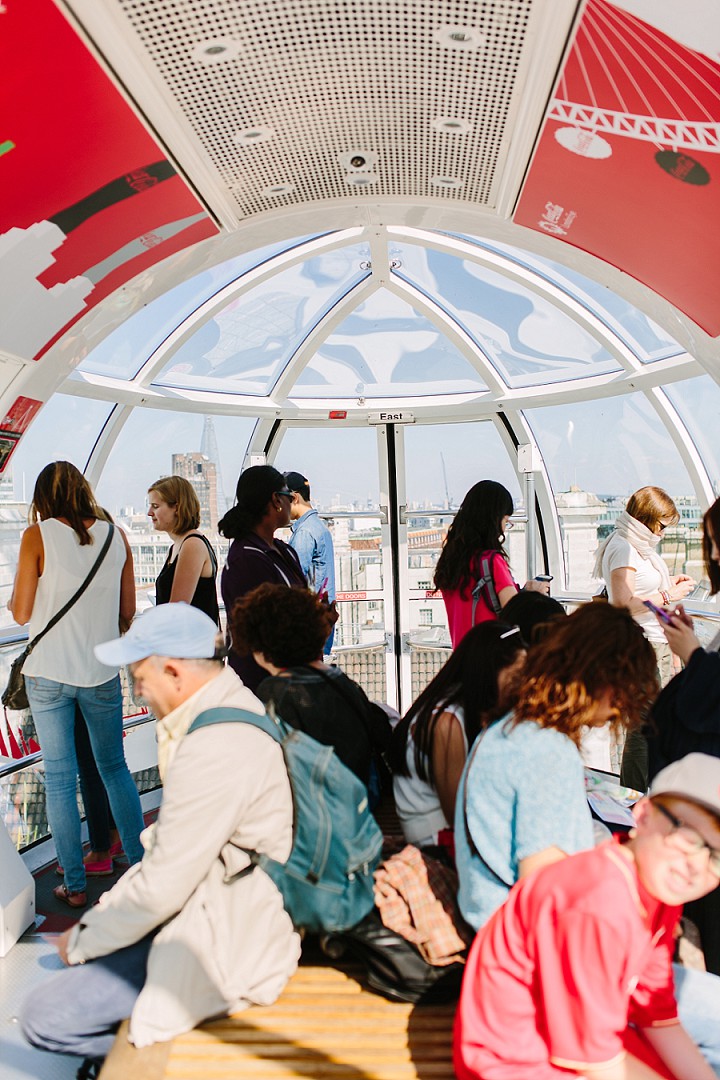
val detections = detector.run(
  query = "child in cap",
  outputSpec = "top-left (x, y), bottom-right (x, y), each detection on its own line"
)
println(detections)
top-left (455, 753), bottom-right (720, 1080)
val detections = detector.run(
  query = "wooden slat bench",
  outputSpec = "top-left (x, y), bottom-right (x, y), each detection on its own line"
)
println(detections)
top-left (99, 960), bottom-right (456, 1080)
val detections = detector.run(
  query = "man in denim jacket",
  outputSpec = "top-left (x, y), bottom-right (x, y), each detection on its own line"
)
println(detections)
top-left (284, 471), bottom-right (336, 653)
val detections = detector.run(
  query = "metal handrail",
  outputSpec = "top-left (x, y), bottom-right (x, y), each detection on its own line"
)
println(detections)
top-left (0, 710), bottom-right (155, 781)
top-left (555, 594), bottom-right (720, 621)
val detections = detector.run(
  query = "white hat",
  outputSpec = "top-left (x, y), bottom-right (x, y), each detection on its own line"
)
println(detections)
top-left (649, 753), bottom-right (720, 819)
top-left (95, 603), bottom-right (220, 667)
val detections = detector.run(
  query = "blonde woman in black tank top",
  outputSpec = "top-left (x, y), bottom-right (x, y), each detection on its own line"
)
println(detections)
top-left (148, 475), bottom-right (220, 626)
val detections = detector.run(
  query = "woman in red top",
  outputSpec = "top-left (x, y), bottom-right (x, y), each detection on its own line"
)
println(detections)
top-left (434, 480), bottom-right (549, 648)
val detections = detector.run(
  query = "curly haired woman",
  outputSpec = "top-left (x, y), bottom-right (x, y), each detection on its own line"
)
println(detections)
top-left (454, 602), bottom-right (658, 931)
top-left (229, 583), bottom-right (388, 788)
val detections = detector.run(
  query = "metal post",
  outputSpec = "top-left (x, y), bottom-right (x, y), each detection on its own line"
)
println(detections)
top-left (524, 471), bottom-right (536, 581)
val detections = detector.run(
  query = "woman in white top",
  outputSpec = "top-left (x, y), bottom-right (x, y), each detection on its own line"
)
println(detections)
top-left (391, 622), bottom-right (527, 853)
top-left (596, 486), bottom-right (694, 683)
top-left (9, 462), bottom-right (144, 908)
top-left (595, 485), bottom-right (694, 789)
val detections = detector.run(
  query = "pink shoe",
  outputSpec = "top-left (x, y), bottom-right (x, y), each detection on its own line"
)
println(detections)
top-left (109, 841), bottom-right (125, 861)
top-left (56, 858), bottom-right (113, 877)
top-left (84, 858), bottom-right (113, 876)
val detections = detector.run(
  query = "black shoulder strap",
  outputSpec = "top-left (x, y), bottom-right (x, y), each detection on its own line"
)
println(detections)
top-left (180, 532), bottom-right (218, 573)
top-left (462, 728), bottom-right (514, 889)
top-left (27, 522), bottom-right (116, 656)
top-left (471, 551), bottom-right (503, 623)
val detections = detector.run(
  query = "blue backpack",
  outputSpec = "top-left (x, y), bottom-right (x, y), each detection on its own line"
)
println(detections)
top-left (187, 706), bottom-right (383, 933)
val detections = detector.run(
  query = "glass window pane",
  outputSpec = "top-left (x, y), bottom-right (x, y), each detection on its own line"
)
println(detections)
top-left (450, 234), bottom-right (684, 363)
top-left (665, 376), bottom-right (720, 492)
top-left (276, 425), bottom-right (383, 659)
top-left (9, 395), bottom-right (114, 499)
top-left (291, 289), bottom-right (489, 399)
top-left (77, 236), bottom-right (318, 380)
top-left (392, 243), bottom-right (621, 387)
top-left (404, 420), bottom-right (526, 649)
top-left (95, 409), bottom-right (254, 601)
top-left (153, 244), bottom-right (371, 395)
top-left (525, 396), bottom-right (696, 591)
top-left (0, 396), bottom-right (114, 633)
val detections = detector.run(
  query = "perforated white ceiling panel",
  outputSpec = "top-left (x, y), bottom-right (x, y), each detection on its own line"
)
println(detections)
top-left (67, 0), bottom-right (571, 224)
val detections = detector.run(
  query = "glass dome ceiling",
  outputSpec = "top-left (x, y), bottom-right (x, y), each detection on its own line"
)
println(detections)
top-left (53, 222), bottom-right (718, 518)
top-left (70, 225), bottom-right (696, 410)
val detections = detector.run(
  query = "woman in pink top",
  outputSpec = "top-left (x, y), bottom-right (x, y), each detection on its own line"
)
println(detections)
top-left (434, 481), bottom-right (549, 648)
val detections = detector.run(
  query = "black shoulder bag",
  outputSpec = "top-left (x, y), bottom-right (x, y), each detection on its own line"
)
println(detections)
top-left (3, 522), bottom-right (116, 712)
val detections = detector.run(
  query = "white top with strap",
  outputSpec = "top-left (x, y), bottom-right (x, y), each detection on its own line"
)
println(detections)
top-left (393, 702), bottom-right (468, 846)
top-left (23, 518), bottom-right (127, 686)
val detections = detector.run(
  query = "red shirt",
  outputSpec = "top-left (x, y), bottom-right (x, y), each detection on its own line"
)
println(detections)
top-left (441, 553), bottom-right (517, 648)
top-left (454, 838), bottom-right (681, 1080)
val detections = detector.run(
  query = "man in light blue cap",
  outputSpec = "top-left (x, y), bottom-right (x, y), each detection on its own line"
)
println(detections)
top-left (22, 602), bottom-right (299, 1075)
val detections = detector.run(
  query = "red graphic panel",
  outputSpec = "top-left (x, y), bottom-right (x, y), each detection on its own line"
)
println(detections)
top-left (0, 396), bottom-right (42, 435)
top-left (515, 0), bottom-right (720, 335)
top-left (0, 0), bottom-right (218, 360)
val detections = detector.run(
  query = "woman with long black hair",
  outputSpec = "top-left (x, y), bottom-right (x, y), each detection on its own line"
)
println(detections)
top-left (434, 480), bottom-right (548, 648)
top-left (392, 622), bottom-right (527, 852)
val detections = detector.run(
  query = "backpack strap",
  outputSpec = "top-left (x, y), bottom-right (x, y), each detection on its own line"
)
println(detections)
top-left (186, 706), bottom-right (287, 873)
top-left (470, 551), bottom-right (503, 624)
top-left (188, 706), bottom-right (282, 743)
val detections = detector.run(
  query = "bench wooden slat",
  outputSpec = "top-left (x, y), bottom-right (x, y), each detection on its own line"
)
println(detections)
top-left (100, 963), bottom-right (456, 1080)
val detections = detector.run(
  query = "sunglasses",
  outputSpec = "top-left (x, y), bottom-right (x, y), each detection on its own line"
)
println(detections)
top-left (275, 489), bottom-right (295, 499)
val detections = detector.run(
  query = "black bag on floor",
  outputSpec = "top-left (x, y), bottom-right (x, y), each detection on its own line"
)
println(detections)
top-left (336, 909), bottom-right (464, 1005)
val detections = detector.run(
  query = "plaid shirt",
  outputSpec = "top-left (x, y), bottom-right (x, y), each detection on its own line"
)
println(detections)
top-left (374, 844), bottom-right (474, 965)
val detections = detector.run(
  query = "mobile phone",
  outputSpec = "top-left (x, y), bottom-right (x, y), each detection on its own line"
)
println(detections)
top-left (534, 574), bottom-right (553, 582)
top-left (642, 599), bottom-right (674, 625)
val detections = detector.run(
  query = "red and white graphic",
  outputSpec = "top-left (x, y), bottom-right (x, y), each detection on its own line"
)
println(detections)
top-left (0, 0), bottom-right (218, 361)
top-left (516, 0), bottom-right (720, 335)
top-left (0, 396), bottom-right (42, 435)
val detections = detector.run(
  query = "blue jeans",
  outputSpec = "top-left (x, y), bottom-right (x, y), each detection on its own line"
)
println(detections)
top-left (26, 675), bottom-right (144, 892)
top-left (21, 934), bottom-right (153, 1062)
top-left (675, 963), bottom-right (720, 1076)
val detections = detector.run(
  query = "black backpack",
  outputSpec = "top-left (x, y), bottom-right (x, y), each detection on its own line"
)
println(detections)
top-left (471, 551), bottom-right (503, 623)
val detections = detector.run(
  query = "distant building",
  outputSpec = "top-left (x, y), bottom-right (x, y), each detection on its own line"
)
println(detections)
top-left (555, 486), bottom-right (607, 592)
top-left (172, 452), bottom-right (219, 533)
top-left (200, 416), bottom-right (228, 518)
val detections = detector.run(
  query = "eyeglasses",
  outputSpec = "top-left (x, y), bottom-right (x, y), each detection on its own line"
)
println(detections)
top-left (653, 802), bottom-right (720, 876)
top-left (504, 519), bottom-right (514, 531)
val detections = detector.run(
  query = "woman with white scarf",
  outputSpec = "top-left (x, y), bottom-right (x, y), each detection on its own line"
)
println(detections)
top-left (594, 486), bottom-right (694, 789)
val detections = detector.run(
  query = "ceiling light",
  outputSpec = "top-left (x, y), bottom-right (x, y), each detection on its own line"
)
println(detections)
top-left (262, 182), bottom-right (295, 196)
top-left (191, 39), bottom-right (241, 64)
top-left (345, 173), bottom-right (379, 187)
top-left (431, 175), bottom-right (463, 189)
top-left (433, 25), bottom-right (484, 50)
top-left (234, 126), bottom-right (275, 146)
top-left (431, 117), bottom-right (471, 134)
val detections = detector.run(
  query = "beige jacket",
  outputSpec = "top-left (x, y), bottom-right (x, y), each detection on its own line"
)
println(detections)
top-left (66, 666), bottom-right (300, 1047)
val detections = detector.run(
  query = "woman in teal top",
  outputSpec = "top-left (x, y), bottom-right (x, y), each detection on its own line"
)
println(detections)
top-left (455, 602), bottom-right (658, 931)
